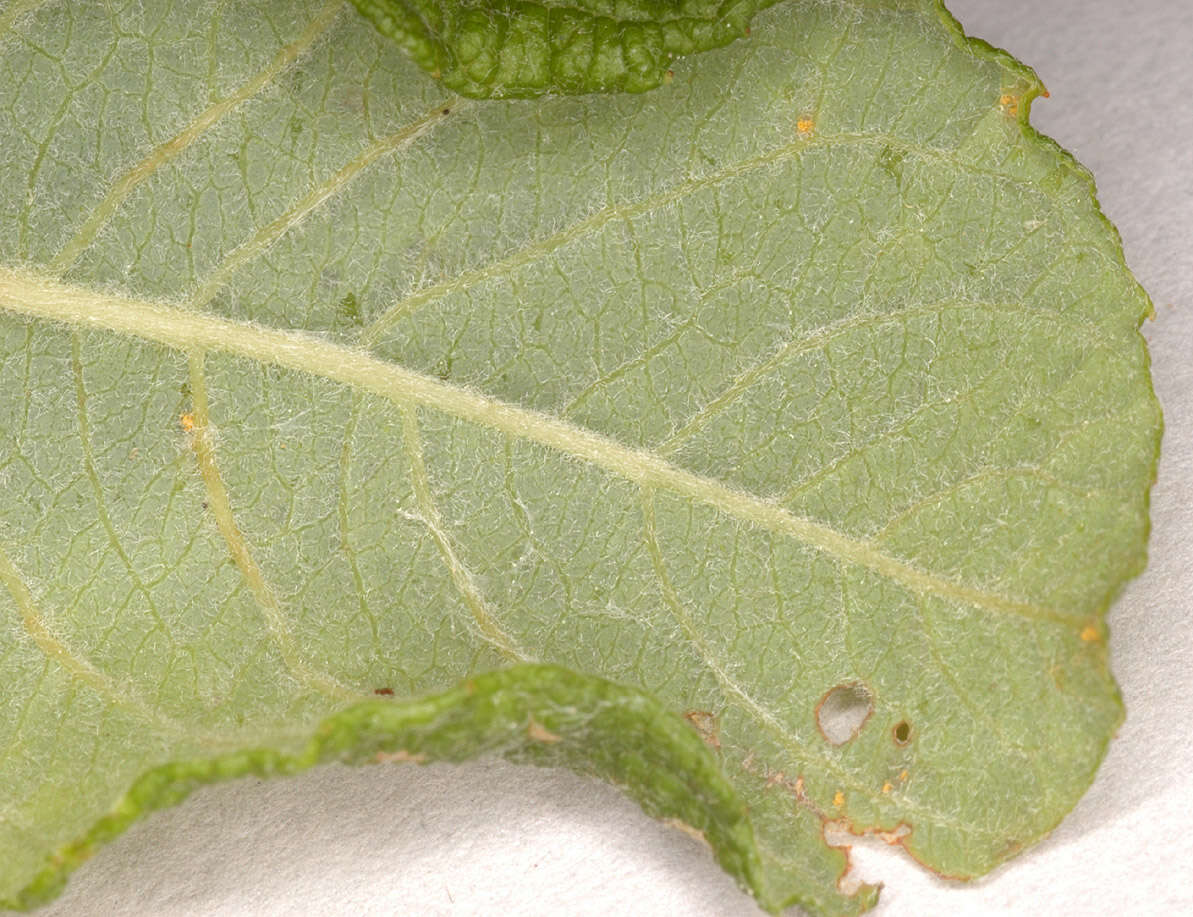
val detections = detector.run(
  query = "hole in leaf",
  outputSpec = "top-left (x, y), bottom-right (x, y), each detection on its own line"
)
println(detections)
top-left (815, 683), bottom-right (873, 745)
top-left (893, 721), bottom-right (912, 744)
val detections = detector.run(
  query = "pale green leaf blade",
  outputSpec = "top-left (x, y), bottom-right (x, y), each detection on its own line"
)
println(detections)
top-left (0, 1), bottom-right (1160, 914)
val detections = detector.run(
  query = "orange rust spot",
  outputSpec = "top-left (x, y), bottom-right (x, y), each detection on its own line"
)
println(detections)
top-left (179, 412), bottom-right (195, 432)
top-left (797, 117), bottom-right (815, 135)
top-left (898, 769), bottom-right (909, 782)
top-left (1081, 625), bottom-right (1101, 642)
top-left (998, 93), bottom-right (1019, 116)
top-left (1042, 89), bottom-right (1051, 98)
top-left (832, 790), bottom-right (845, 808)
top-left (881, 781), bottom-right (893, 794)
top-left (527, 719), bottom-right (561, 744)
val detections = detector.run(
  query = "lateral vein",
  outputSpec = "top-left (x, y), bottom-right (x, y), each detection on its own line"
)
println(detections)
top-left (399, 406), bottom-right (528, 663)
top-left (186, 351), bottom-right (357, 700)
top-left (49, 0), bottom-right (346, 274)
top-left (186, 100), bottom-right (460, 311)
top-left (0, 543), bottom-right (189, 737)
top-left (362, 130), bottom-right (1079, 345)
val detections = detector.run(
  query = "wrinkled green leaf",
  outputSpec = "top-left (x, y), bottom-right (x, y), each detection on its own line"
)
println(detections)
top-left (2, 664), bottom-right (771, 911)
top-left (348, 0), bottom-right (774, 98)
top-left (0, 0), bottom-right (1160, 914)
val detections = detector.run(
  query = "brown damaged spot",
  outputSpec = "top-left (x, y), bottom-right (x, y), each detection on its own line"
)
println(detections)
top-left (759, 765), bottom-right (866, 897)
top-left (526, 718), bottom-right (562, 744)
top-left (740, 753), bottom-right (888, 902)
top-left (764, 769), bottom-right (784, 788)
top-left (742, 752), bottom-right (926, 896)
top-left (893, 720), bottom-right (911, 745)
top-left (874, 824), bottom-right (911, 846)
top-left (683, 710), bottom-right (721, 748)
top-left (824, 817), bottom-right (914, 892)
top-left (828, 804), bottom-right (1007, 883)
top-left (820, 821), bottom-right (862, 895)
top-left (741, 739), bottom-right (969, 900)
top-left (741, 756), bottom-right (827, 819)
top-left (373, 749), bottom-right (427, 764)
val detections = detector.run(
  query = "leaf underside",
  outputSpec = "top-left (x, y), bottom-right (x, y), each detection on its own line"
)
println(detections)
top-left (0, 1), bottom-right (1160, 915)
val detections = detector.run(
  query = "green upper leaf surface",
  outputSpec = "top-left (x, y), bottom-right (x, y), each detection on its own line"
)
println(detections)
top-left (348, 0), bottom-right (775, 97)
top-left (0, 0), bottom-right (1160, 914)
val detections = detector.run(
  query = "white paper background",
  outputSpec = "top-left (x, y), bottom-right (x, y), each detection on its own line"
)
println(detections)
top-left (34, 1), bottom-right (1193, 914)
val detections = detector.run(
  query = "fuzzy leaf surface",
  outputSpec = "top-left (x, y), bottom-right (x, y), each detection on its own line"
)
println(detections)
top-left (0, 0), bottom-right (1159, 913)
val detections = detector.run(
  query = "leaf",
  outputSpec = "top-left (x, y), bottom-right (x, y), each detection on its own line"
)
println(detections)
top-left (0, 1), bottom-right (1160, 914)
top-left (348, 0), bottom-right (774, 98)
top-left (2, 664), bottom-right (773, 911)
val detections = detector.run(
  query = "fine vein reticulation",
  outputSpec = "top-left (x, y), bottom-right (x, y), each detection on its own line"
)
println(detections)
top-left (0, 268), bottom-right (1079, 626)
top-left (0, 1), bottom-right (1160, 913)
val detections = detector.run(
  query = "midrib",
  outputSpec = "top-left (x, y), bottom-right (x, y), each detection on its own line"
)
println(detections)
top-left (0, 267), bottom-right (1074, 626)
